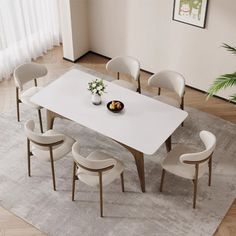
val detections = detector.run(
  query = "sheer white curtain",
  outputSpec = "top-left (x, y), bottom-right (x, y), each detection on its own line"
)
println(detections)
top-left (0, 0), bottom-right (61, 81)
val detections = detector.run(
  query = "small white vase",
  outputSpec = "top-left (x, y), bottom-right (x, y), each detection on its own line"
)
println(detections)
top-left (91, 94), bottom-right (102, 105)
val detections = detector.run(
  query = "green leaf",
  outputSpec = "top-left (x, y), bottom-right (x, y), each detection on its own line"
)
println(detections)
top-left (230, 94), bottom-right (236, 102)
top-left (222, 43), bottom-right (236, 55)
top-left (207, 72), bottom-right (236, 99)
top-left (207, 43), bottom-right (236, 102)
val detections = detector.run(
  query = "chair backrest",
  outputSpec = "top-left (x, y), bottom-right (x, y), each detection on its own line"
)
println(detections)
top-left (180, 130), bottom-right (216, 164)
top-left (72, 142), bottom-right (116, 171)
top-left (24, 120), bottom-right (65, 148)
top-left (148, 70), bottom-right (185, 98)
top-left (106, 56), bottom-right (140, 81)
top-left (14, 63), bottom-right (48, 90)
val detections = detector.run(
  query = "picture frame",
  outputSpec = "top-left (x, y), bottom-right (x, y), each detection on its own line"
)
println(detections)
top-left (172, 0), bottom-right (209, 28)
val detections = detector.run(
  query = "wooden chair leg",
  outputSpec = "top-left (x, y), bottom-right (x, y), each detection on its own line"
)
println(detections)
top-left (193, 164), bottom-right (199, 209)
top-left (99, 172), bottom-right (103, 217)
top-left (160, 169), bottom-right (166, 192)
top-left (16, 88), bottom-right (20, 122)
top-left (27, 139), bottom-right (31, 177)
top-left (137, 75), bottom-right (141, 94)
top-left (16, 101), bottom-right (20, 122)
top-left (49, 147), bottom-right (56, 191)
top-left (72, 162), bottom-right (77, 201)
top-left (193, 179), bottom-right (198, 209)
top-left (208, 157), bottom-right (212, 186)
top-left (120, 172), bottom-right (124, 192)
top-left (38, 109), bottom-right (43, 133)
top-left (181, 97), bottom-right (184, 127)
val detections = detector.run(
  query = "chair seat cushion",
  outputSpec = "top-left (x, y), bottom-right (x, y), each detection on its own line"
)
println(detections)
top-left (32, 130), bottom-right (75, 162)
top-left (77, 151), bottom-right (124, 187)
top-left (112, 80), bottom-right (137, 92)
top-left (161, 145), bottom-right (208, 180)
top-left (153, 95), bottom-right (180, 108)
top-left (20, 87), bottom-right (42, 109)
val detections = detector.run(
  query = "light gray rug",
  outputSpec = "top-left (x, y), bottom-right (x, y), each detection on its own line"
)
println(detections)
top-left (0, 67), bottom-right (236, 236)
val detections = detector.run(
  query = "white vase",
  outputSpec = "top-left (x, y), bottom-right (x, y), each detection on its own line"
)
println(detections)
top-left (91, 94), bottom-right (102, 105)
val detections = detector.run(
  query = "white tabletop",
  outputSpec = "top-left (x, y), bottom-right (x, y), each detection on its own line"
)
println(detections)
top-left (31, 69), bottom-right (188, 155)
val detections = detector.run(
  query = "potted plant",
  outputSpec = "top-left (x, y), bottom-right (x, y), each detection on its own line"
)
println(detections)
top-left (208, 44), bottom-right (236, 102)
top-left (88, 79), bottom-right (106, 105)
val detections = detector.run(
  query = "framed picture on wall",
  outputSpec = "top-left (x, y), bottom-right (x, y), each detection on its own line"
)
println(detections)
top-left (172, 0), bottom-right (209, 28)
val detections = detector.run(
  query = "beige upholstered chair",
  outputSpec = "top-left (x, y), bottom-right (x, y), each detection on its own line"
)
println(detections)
top-left (106, 56), bottom-right (141, 93)
top-left (160, 130), bottom-right (216, 208)
top-left (148, 70), bottom-right (185, 109)
top-left (14, 63), bottom-right (48, 133)
top-left (72, 141), bottom-right (124, 217)
top-left (25, 120), bottom-right (75, 191)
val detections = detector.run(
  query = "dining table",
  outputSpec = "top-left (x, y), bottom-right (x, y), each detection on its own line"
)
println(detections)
top-left (31, 68), bottom-right (188, 192)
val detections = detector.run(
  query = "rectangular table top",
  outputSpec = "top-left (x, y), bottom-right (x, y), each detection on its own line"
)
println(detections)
top-left (31, 69), bottom-right (188, 155)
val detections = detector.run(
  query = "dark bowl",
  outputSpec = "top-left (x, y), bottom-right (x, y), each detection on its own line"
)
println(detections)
top-left (107, 100), bottom-right (124, 113)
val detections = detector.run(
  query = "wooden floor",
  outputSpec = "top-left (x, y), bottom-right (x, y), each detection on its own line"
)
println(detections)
top-left (0, 46), bottom-right (235, 235)
top-left (0, 206), bottom-right (45, 236)
top-left (215, 200), bottom-right (236, 236)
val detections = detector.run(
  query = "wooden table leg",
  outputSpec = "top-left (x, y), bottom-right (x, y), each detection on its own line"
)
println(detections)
top-left (118, 143), bottom-right (145, 192)
top-left (133, 151), bottom-right (145, 192)
top-left (47, 112), bottom-right (147, 192)
top-left (165, 135), bottom-right (172, 152)
top-left (47, 110), bottom-right (70, 130)
top-left (46, 110), bottom-right (56, 130)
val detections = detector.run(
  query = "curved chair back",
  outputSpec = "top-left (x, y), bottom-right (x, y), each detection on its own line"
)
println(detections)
top-left (148, 70), bottom-right (185, 98)
top-left (24, 120), bottom-right (64, 148)
top-left (180, 130), bottom-right (216, 164)
top-left (72, 142), bottom-right (116, 171)
top-left (14, 63), bottom-right (48, 90)
top-left (106, 56), bottom-right (140, 81)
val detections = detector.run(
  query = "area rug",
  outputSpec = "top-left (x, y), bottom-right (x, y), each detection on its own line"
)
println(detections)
top-left (0, 67), bottom-right (235, 236)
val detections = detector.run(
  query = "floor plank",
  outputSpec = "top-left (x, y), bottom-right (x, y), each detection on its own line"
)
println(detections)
top-left (214, 200), bottom-right (236, 236)
top-left (0, 207), bottom-right (46, 236)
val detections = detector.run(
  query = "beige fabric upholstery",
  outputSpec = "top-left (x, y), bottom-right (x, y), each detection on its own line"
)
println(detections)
top-left (14, 63), bottom-right (47, 132)
top-left (161, 131), bottom-right (216, 180)
top-left (153, 95), bottom-right (180, 108)
top-left (161, 145), bottom-right (208, 179)
top-left (106, 56), bottom-right (140, 92)
top-left (106, 56), bottom-right (140, 81)
top-left (25, 120), bottom-right (65, 145)
top-left (180, 131), bottom-right (216, 163)
top-left (14, 63), bottom-right (48, 91)
top-left (148, 70), bottom-right (185, 98)
top-left (77, 151), bottom-right (124, 187)
top-left (25, 120), bottom-right (75, 162)
top-left (72, 142), bottom-right (124, 187)
top-left (20, 87), bottom-right (42, 109)
top-left (112, 79), bottom-right (137, 91)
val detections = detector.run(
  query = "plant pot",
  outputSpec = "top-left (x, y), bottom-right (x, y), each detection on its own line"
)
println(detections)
top-left (91, 94), bottom-right (102, 105)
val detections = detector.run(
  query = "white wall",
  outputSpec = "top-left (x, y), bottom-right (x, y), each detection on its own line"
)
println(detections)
top-left (60, 0), bottom-right (89, 61)
top-left (88, 0), bottom-right (236, 99)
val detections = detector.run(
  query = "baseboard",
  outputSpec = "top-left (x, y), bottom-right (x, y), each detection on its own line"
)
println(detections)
top-left (63, 51), bottom-right (91, 63)
top-left (70, 50), bottom-right (235, 104)
top-left (185, 85), bottom-right (235, 104)
top-left (89, 51), bottom-right (111, 60)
